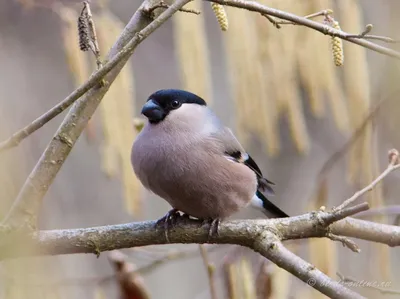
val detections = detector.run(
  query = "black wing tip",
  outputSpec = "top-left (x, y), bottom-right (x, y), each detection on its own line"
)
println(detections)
top-left (256, 191), bottom-right (289, 218)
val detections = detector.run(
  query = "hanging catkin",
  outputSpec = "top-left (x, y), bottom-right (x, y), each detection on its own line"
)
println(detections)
top-left (338, 0), bottom-right (389, 281)
top-left (211, 3), bottom-right (229, 31)
top-left (95, 7), bottom-right (142, 216)
top-left (58, 6), bottom-right (90, 87)
top-left (330, 20), bottom-right (344, 67)
top-left (173, 1), bottom-right (212, 103)
top-left (57, 4), bottom-right (97, 142)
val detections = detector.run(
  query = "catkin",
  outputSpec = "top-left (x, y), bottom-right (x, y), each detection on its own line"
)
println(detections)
top-left (57, 5), bottom-right (97, 141)
top-left (211, 3), bottom-right (229, 31)
top-left (57, 5), bottom-right (90, 87)
top-left (330, 20), bottom-right (344, 66)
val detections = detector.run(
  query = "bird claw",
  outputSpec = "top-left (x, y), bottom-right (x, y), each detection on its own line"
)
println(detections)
top-left (202, 218), bottom-right (220, 242)
top-left (156, 209), bottom-right (181, 243)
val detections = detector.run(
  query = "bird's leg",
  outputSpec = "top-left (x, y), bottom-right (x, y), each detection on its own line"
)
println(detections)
top-left (201, 218), bottom-right (220, 241)
top-left (156, 208), bottom-right (181, 243)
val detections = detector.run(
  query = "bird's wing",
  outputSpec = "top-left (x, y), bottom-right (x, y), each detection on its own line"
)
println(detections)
top-left (210, 127), bottom-right (288, 218)
top-left (210, 127), bottom-right (273, 190)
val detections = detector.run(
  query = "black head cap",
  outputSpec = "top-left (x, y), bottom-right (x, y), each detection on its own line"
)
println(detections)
top-left (142, 89), bottom-right (207, 123)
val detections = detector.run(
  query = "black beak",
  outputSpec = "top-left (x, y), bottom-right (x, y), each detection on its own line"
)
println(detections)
top-left (141, 100), bottom-right (165, 123)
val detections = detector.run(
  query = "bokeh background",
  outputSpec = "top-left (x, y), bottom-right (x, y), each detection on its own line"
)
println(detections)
top-left (0, 0), bottom-right (399, 298)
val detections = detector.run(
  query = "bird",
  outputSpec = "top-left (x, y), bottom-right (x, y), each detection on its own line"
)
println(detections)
top-left (131, 89), bottom-right (288, 240)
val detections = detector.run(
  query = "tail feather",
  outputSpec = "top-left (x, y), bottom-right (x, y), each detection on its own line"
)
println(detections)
top-left (251, 191), bottom-right (289, 218)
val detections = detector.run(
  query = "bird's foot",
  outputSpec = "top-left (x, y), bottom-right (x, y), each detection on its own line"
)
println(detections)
top-left (156, 208), bottom-right (181, 243)
top-left (202, 218), bottom-right (220, 242)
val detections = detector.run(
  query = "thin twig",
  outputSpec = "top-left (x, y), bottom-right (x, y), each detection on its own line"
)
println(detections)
top-left (144, 0), bottom-right (200, 16)
top-left (199, 244), bottom-right (218, 299)
top-left (264, 9), bottom-right (333, 27)
top-left (346, 24), bottom-right (400, 43)
top-left (323, 202), bottom-right (370, 226)
top-left (326, 233), bottom-right (360, 253)
top-left (355, 205), bottom-right (400, 219)
top-left (334, 149), bottom-right (400, 211)
top-left (261, 6), bottom-right (400, 44)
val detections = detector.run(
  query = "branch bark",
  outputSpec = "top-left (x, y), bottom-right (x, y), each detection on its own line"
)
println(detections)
top-left (3, 214), bottom-right (397, 298)
top-left (1, 0), bottom-right (192, 227)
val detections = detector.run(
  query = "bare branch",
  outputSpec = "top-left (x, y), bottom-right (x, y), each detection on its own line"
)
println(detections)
top-left (355, 205), bottom-right (400, 219)
top-left (330, 218), bottom-right (400, 247)
top-left (0, 215), bottom-right (378, 299)
top-left (326, 233), bottom-right (360, 253)
top-left (334, 149), bottom-right (400, 211)
top-left (263, 9), bottom-right (333, 28)
top-left (143, 0), bottom-right (201, 16)
top-left (346, 24), bottom-right (400, 43)
top-left (207, 0), bottom-right (400, 59)
top-left (323, 202), bottom-right (370, 226)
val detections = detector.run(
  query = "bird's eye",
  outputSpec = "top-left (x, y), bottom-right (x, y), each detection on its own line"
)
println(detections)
top-left (170, 100), bottom-right (181, 109)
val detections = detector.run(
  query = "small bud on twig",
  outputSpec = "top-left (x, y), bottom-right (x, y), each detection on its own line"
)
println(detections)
top-left (388, 149), bottom-right (399, 166)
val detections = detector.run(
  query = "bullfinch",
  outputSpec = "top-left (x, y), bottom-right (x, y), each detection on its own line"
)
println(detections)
top-left (131, 89), bottom-right (288, 239)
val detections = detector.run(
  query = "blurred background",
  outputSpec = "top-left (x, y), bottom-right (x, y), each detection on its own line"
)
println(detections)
top-left (0, 0), bottom-right (399, 298)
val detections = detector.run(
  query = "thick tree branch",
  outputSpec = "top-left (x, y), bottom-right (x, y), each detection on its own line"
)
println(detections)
top-left (3, 214), bottom-right (396, 298)
top-left (207, 0), bottom-right (400, 59)
top-left (1, 0), bottom-right (192, 227)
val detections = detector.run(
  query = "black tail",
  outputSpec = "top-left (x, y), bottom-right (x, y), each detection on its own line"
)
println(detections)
top-left (254, 190), bottom-right (289, 218)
